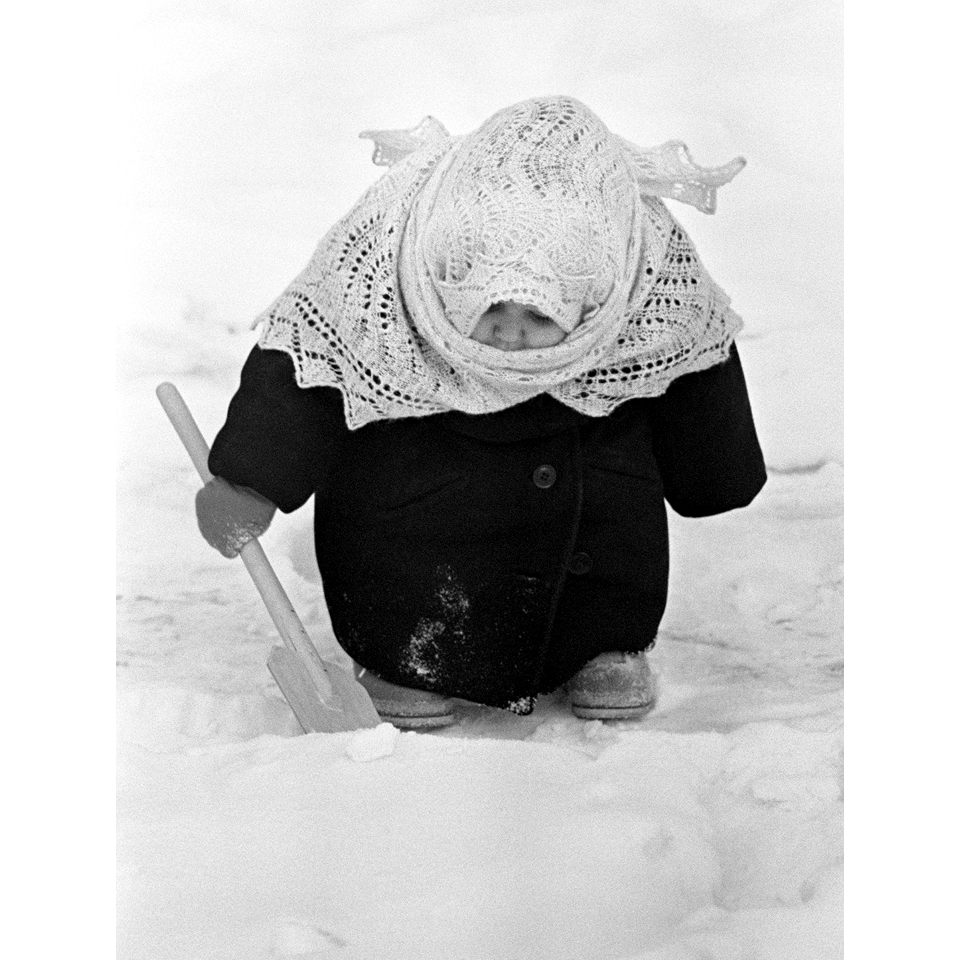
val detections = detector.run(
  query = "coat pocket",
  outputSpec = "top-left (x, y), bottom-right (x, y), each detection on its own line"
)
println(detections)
top-left (374, 472), bottom-right (467, 520)
top-left (583, 443), bottom-right (666, 527)
top-left (585, 445), bottom-right (662, 485)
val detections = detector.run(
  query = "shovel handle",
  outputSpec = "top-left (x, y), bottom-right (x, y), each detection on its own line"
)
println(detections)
top-left (156, 382), bottom-right (215, 483)
top-left (155, 381), bottom-right (336, 703)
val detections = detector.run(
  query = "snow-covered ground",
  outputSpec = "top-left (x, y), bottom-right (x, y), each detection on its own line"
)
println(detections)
top-left (117, 323), bottom-right (841, 959)
top-left (116, 2), bottom-right (842, 957)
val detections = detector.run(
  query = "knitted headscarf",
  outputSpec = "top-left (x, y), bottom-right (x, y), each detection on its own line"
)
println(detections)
top-left (256, 96), bottom-right (747, 428)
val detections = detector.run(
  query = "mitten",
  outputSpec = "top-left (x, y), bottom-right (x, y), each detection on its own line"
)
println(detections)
top-left (195, 476), bottom-right (277, 558)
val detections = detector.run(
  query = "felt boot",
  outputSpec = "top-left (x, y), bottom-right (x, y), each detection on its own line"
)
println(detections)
top-left (356, 669), bottom-right (457, 730)
top-left (568, 651), bottom-right (656, 720)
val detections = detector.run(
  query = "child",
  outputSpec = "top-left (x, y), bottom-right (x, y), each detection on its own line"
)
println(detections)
top-left (196, 96), bottom-right (766, 729)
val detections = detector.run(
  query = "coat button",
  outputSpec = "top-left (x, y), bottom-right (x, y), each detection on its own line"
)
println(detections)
top-left (532, 465), bottom-right (557, 489)
top-left (568, 551), bottom-right (593, 575)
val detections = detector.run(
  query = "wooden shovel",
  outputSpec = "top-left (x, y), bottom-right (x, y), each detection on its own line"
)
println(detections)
top-left (156, 382), bottom-right (381, 733)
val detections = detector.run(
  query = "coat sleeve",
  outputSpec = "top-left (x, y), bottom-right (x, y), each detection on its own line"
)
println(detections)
top-left (208, 345), bottom-right (349, 513)
top-left (649, 342), bottom-right (767, 518)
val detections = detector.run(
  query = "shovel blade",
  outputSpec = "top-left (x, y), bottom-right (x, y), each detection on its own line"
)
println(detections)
top-left (268, 646), bottom-right (381, 733)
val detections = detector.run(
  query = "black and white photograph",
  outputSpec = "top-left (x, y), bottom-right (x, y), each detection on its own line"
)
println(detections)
top-left (112, 1), bottom-right (845, 956)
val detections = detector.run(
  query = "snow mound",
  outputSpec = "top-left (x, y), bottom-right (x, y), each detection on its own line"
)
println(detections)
top-left (344, 722), bottom-right (401, 762)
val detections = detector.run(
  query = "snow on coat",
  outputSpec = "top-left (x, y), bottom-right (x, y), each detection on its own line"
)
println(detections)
top-left (209, 343), bottom-right (766, 711)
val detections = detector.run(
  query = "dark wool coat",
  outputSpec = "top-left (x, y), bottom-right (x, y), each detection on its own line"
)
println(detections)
top-left (209, 344), bottom-right (766, 713)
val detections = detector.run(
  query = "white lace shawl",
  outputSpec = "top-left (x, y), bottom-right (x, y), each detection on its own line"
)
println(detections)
top-left (256, 96), bottom-right (747, 428)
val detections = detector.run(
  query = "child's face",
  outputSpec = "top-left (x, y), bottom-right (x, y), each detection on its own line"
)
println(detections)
top-left (469, 301), bottom-right (569, 351)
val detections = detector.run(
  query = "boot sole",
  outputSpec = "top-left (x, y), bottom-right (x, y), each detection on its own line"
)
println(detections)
top-left (571, 701), bottom-right (655, 721)
top-left (370, 696), bottom-right (458, 730)
top-left (375, 710), bottom-right (458, 730)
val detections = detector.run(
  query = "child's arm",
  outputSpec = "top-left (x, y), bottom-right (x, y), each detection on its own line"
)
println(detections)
top-left (649, 342), bottom-right (766, 517)
top-left (206, 345), bottom-right (349, 514)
